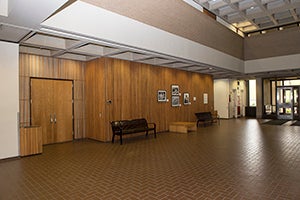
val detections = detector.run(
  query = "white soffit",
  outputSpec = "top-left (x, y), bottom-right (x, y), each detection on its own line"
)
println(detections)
top-left (41, 0), bottom-right (244, 73)
top-left (244, 54), bottom-right (300, 73)
top-left (0, 0), bottom-right (68, 28)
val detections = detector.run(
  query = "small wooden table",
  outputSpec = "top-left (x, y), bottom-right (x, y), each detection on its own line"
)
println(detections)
top-left (169, 122), bottom-right (197, 133)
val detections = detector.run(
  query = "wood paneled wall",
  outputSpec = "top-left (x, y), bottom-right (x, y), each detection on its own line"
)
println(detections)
top-left (20, 126), bottom-right (42, 156)
top-left (19, 54), bottom-right (213, 142)
top-left (19, 54), bottom-right (86, 139)
top-left (85, 57), bottom-right (213, 142)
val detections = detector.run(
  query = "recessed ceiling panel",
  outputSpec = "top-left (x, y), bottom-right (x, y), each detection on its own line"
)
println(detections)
top-left (266, 0), bottom-right (285, 10)
top-left (72, 44), bottom-right (104, 56)
top-left (0, 23), bottom-right (30, 42)
top-left (259, 21), bottom-right (275, 28)
top-left (24, 34), bottom-right (67, 49)
top-left (274, 10), bottom-right (292, 20)
top-left (57, 53), bottom-right (88, 61)
top-left (238, 0), bottom-right (256, 11)
top-left (209, 0), bottom-right (227, 10)
top-left (219, 6), bottom-right (236, 16)
top-left (255, 16), bottom-right (271, 24)
top-left (193, 0), bottom-right (300, 33)
top-left (246, 6), bottom-right (262, 15)
top-left (184, 66), bottom-right (207, 71)
top-left (278, 16), bottom-right (295, 24)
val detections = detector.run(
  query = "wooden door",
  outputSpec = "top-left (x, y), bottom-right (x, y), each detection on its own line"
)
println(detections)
top-left (31, 79), bottom-right (54, 144)
top-left (53, 80), bottom-right (73, 143)
top-left (31, 79), bottom-right (73, 145)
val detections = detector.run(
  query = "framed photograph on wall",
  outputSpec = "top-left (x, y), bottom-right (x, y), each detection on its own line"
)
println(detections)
top-left (171, 85), bottom-right (179, 96)
top-left (183, 93), bottom-right (190, 105)
top-left (203, 93), bottom-right (208, 104)
top-left (157, 90), bottom-right (167, 102)
top-left (171, 96), bottom-right (180, 107)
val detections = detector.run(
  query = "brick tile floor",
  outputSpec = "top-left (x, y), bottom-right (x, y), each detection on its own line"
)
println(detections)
top-left (1, 119), bottom-right (300, 199)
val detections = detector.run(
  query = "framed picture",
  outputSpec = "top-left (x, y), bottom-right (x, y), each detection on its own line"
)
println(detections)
top-left (183, 93), bottom-right (190, 105)
top-left (171, 85), bottom-right (179, 95)
top-left (171, 96), bottom-right (180, 107)
top-left (157, 90), bottom-right (167, 102)
top-left (203, 93), bottom-right (208, 104)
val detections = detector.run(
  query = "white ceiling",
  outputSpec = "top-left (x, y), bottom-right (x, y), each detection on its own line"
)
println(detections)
top-left (0, 0), bottom-right (299, 79)
top-left (194, 0), bottom-right (300, 33)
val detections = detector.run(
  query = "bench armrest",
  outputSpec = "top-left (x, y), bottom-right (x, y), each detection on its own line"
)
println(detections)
top-left (147, 122), bottom-right (156, 129)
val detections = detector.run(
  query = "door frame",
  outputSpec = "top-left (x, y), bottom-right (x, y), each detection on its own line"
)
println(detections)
top-left (293, 86), bottom-right (300, 120)
top-left (276, 86), bottom-right (294, 120)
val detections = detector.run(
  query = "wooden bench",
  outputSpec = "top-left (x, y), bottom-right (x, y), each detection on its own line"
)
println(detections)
top-left (195, 111), bottom-right (220, 127)
top-left (195, 112), bottom-right (214, 127)
top-left (169, 122), bottom-right (197, 133)
top-left (110, 118), bottom-right (156, 145)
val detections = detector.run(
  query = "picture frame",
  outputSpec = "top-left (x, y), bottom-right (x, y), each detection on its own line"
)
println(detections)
top-left (171, 85), bottom-right (179, 96)
top-left (171, 96), bottom-right (180, 107)
top-left (157, 90), bottom-right (167, 102)
top-left (183, 93), bottom-right (190, 105)
top-left (203, 93), bottom-right (208, 104)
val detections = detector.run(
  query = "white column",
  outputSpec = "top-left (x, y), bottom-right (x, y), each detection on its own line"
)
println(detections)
top-left (256, 78), bottom-right (263, 118)
top-left (0, 41), bottom-right (19, 159)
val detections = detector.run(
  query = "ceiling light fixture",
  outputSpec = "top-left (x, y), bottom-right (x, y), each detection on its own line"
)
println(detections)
top-left (250, 6), bottom-right (254, 9)
top-left (261, 30), bottom-right (267, 34)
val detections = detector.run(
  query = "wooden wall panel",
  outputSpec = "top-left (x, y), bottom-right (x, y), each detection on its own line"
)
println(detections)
top-left (85, 58), bottom-right (109, 141)
top-left (19, 54), bottom-right (86, 139)
top-left (95, 58), bottom-right (108, 141)
top-left (20, 126), bottom-right (42, 156)
top-left (20, 54), bottom-right (214, 143)
top-left (85, 57), bottom-right (214, 142)
top-left (84, 59), bottom-right (96, 140)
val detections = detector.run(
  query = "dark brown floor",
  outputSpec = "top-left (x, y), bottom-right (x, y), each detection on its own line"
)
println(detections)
top-left (1, 118), bottom-right (300, 199)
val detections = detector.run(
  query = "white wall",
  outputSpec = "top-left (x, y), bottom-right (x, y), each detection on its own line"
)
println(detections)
top-left (0, 41), bottom-right (19, 159)
top-left (0, 0), bottom-right (9, 17)
top-left (229, 79), bottom-right (246, 118)
top-left (244, 54), bottom-right (300, 73)
top-left (256, 78), bottom-right (263, 118)
top-left (214, 79), bottom-right (247, 119)
top-left (214, 79), bottom-right (230, 118)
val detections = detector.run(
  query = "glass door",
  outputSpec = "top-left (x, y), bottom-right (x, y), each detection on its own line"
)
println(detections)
top-left (277, 86), bottom-right (293, 120)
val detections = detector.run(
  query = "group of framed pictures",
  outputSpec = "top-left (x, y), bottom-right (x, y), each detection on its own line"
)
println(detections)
top-left (157, 84), bottom-right (190, 107)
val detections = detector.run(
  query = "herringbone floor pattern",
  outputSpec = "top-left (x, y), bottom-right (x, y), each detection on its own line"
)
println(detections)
top-left (1, 119), bottom-right (300, 199)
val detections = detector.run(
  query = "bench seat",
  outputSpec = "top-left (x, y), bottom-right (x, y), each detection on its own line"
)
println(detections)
top-left (110, 118), bottom-right (156, 145)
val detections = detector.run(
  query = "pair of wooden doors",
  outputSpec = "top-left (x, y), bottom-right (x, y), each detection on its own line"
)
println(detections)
top-left (31, 79), bottom-right (73, 145)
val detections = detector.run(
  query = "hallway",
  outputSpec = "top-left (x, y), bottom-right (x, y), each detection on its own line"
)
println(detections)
top-left (1, 119), bottom-right (300, 199)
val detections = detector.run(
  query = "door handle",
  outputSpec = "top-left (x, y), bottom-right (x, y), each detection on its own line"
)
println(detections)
top-left (54, 113), bottom-right (57, 123)
top-left (50, 114), bottom-right (53, 123)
